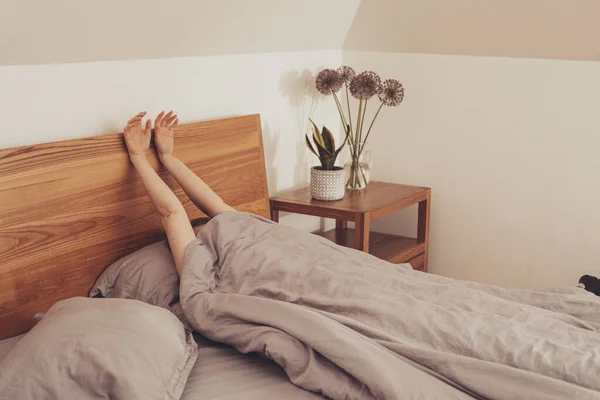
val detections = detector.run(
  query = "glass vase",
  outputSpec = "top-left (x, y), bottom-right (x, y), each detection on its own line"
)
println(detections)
top-left (344, 149), bottom-right (372, 190)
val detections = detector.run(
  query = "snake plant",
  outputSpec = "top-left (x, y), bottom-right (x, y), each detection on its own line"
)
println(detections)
top-left (305, 120), bottom-right (349, 170)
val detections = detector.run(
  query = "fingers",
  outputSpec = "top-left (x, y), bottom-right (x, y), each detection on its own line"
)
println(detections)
top-left (144, 119), bottom-right (152, 136)
top-left (127, 111), bottom-right (146, 126)
top-left (155, 111), bottom-right (165, 128)
top-left (125, 113), bottom-right (145, 132)
top-left (165, 113), bottom-right (177, 127)
top-left (127, 111), bottom-right (177, 134)
top-left (161, 111), bottom-right (174, 127)
top-left (156, 110), bottom-right (177, 128)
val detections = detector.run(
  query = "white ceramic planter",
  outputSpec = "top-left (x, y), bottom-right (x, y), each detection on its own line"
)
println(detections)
top-left (310, 167), bottom-right (346, 201)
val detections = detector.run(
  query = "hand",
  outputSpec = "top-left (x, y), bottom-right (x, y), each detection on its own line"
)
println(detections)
top-left (124, 112), bottom-right (152, 157)
top-left (155, 110), bottom-right (179, 157)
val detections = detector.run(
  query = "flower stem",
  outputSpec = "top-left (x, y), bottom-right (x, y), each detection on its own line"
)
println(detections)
top-left (355, 100), bottom-right (364, 154)
top-left (345, 121), bottom-right (356, 158)
top-left (332, 92), bottom-right (348, 130)
top-left (359, 100), bottom-right (368, 150)
top-left (352, 100), bottom-right (366, 188)
top-left (360, 165), bottom-right (367, 187)
top-left (360, 102), bottom-right (384, 154)
top-left (333, 92), bottom-right (358, 168)
top-left (345, 84), bottom-right (353, 139)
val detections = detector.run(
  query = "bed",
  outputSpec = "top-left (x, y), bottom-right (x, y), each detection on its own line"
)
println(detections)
top-left (0, 114), bottom-right (321, 399)
top-left (0, 113), bottom-right (270, 340)
top-left (1, 114), bottom-right (599, 400)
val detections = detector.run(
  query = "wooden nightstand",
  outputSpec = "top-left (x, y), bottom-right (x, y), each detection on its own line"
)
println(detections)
top-left (270, 181), bottom-right (431, 271)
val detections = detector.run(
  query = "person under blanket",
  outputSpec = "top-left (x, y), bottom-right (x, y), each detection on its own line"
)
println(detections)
top-left (123, 111), bottom-right (234, 276)
top-left (124, 113), bottom-right (600, 399)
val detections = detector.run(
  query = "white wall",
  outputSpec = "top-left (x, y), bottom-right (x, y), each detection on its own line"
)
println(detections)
top-left (344, 51), bottom-right (600, 289)
top-left (3, 29), bottom-right (599, 290)
top-left (0, 50), bottom-right (343, 230)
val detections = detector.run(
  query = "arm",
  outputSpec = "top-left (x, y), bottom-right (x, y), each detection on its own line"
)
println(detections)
top-left (123, 112), bottom-right (195, 276)
top-left (160, 154), bottom-right (234, 217)
top-left (154, 111), bottom-right (234, 218)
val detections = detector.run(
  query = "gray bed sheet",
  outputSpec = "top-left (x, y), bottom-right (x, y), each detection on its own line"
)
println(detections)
top-left (0, 333), bottom-right (322, 400)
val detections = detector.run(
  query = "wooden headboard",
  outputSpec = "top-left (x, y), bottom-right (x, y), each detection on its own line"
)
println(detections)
top-left (0, 114), bottom-right (270, 340)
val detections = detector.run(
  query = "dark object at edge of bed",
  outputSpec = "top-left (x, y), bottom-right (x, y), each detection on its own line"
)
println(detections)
top-left (579, 275), bottom-right (600, 296)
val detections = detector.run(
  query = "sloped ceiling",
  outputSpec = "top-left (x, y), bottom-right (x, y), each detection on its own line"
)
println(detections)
top-left (2, 0), bottom-right (600, 66)
top-left (344, 0), bottom-right (600, 62)
top-left (0, 0), bottom-right (361, 66)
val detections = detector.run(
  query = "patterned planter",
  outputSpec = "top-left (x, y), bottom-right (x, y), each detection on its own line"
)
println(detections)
top-left (310, 167), bottom-right (346, 201)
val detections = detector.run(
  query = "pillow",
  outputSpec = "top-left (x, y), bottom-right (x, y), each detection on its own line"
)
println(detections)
top-left (0, 297), bottom-right (197, 400)
top-left (90, 240), bottom-right (186, 325)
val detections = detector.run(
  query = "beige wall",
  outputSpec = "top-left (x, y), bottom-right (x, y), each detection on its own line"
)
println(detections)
top-left (0, 0), bottom-right (360, 66)
top-left (344, 0), bottom-right (600, 62)
top-left (344, 50), bottom-right (600, 288)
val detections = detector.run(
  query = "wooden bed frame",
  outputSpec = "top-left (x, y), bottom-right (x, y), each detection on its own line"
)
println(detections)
top-left (0, 114), bottom-right (270, 340)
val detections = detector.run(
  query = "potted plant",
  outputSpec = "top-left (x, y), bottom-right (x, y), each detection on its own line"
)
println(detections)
top-left (305, 120), bottom-right (349, 201)
top-left (315, 66), bottom-right (405, 190)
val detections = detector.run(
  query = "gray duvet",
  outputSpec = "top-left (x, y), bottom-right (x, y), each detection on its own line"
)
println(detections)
top-left (180, 212), bottom-right (600, 400)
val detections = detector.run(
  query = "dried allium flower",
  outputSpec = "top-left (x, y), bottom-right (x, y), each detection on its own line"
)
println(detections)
top-left (315, 69), bottom-right (343, 95)
top-left (378, 79), bottom-right (405, 106)
top-left (337, 66), bottom-right (356, 84)
top-left (349, 71), bottom-right (381, 100)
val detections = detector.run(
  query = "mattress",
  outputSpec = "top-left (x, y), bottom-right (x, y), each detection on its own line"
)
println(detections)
top-left (0, 333), bottom-right (323, 399)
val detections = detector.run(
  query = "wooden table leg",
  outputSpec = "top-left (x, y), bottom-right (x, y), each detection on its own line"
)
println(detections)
top-left (271, 209), bottom-right (279, 223)
top-left (354, 213), bottom-right (370, 252)
top-left (417, 191), bottom-right (431, 272)
top-left (336, 220), bottom-right (347, 231)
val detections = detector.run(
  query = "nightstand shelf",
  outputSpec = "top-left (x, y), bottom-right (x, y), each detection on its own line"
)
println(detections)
top-left (270, 181), bottom-right (431, 272)
top-left (316, 229), bottom-right (425, 267)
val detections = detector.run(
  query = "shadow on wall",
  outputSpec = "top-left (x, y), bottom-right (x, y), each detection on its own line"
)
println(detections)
top-left (100, 118), bottom-right (123, 136)
top-left (261, 121), bottom-right (279, 194)
top-left (264, 68), bottom-right (324, 192)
